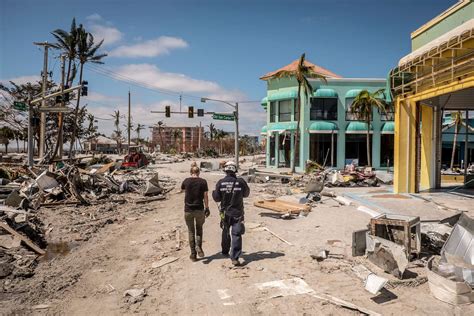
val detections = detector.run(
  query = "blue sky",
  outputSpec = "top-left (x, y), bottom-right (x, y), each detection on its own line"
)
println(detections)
top-left (0, 0), bottom-right (455, 138)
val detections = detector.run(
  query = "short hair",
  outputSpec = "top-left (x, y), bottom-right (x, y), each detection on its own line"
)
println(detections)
top-left (190, 166), bottom-right (200, 175)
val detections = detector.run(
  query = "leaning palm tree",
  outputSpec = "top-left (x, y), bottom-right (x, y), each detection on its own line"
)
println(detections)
top-left (51, 18), bottom-right (79, 85)
top-left (266, 54), bottom-right (327, 172)
top-left (350, 89), bottom-right (386, 167)
top-left (449, 111), bottom-right (463, 169)
top-left (207, 123), bottom-right (216, 141)
top-left (68, 25), bottom-right (107, 158)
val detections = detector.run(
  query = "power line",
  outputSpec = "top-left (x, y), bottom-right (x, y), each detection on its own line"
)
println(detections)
top-left (86, 64), bottom-right (262, 104)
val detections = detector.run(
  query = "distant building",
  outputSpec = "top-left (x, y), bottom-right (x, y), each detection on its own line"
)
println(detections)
top-left (260, 59), bottom-right (393, 171)
top-left (83, 135), bottom-right (136, 154)
top-left (152, 126), bottom-right (204, 152)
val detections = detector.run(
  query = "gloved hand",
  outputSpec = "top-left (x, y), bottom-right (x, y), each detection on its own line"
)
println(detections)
top-left (204, 207), bottom-right (210, 217)
top-left (219, 211), bottom-right (225, 220)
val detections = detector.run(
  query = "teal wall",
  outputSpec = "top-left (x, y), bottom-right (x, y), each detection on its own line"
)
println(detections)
top-left (412, 1), bottom-right (473, 51)
top-left (262, 77), bottom-right (390, 171)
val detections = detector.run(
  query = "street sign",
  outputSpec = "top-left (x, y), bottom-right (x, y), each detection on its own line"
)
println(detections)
top-left (13, 101), bottom-right (27, 111)
top-left (212, 113), bottom-right (235, 121)
top-left (37, 107), bottom-right (74, 113)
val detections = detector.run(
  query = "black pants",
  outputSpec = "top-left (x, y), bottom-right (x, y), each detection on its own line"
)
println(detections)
top-left (185, 210), bottom-right (205, 255)
top-left (221, 215), bottom-right (245, 260)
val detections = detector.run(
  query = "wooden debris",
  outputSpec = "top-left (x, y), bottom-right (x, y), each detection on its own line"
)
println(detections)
top-left (254, 199), bottom-right (311, 214)
top-left (151, 256), bottom-right (178, 268)
top-left (310, 292), bottom-right (381, 316)
top-left (134, 196), bottom-right (166, 204)
top-left (262, 227), bottom-right (293, 246)
top-left (0, 222), bottom-right (45, 255)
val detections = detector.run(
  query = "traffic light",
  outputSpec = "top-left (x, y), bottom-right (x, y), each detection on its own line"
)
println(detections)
top-left (197, 109), bottom-right (204, 117)
top-left (188, 106), bottom-right (194, 118)
top-left (81, 81), bottom-right (88, 96)
top-left (165, 105), bottom-right (171, 117)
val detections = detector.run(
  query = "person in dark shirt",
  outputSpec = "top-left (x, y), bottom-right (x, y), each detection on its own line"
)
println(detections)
top-left (181, 166), bottom-right (210, 262)
top-left (212, 161), bottom-right (250, 266)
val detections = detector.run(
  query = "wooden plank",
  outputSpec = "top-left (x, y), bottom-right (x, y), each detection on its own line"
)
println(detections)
top-left (254, 199), bottom-right (310, 214)
top-left (0, 222), bottom-right (45, 255)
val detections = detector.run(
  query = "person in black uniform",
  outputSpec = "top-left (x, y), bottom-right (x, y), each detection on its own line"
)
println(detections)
top-left (212, 161), bottom-right (250, 266)
top-left (181, 166), bottom-right (210, 262)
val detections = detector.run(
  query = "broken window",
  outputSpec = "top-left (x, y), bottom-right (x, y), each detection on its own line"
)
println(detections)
top-left (310, 98), bottom-right (338, 120)
top-left (309, 133), bottom-right (337, 167)
top-left (345, 134), bottom-right (372, 166)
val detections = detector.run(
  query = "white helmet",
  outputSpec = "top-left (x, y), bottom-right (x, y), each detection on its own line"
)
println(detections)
top-left (224, 161), bottom-right (237, 173)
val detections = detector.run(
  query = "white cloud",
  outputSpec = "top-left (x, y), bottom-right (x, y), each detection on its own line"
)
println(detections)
top-left (108, 36), bottom-right (188, 58)
top-left (0, 75), bottom-right (41, 85)
top-left (85, 14), bottom-right (123, 47)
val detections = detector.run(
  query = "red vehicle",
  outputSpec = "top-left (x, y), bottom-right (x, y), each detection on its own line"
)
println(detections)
top-left (122, 146), bottom-right (149, 168)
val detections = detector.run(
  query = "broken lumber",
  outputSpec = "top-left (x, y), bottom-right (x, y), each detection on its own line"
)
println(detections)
top-left (310, 292), bottom-right (381, 316)
top-left (0, 222), bottom-right (45, 255)
top-left (134, 196), bottom-right (166, 204)
top-left (262, 227), bottom-right (293, 246)
top-left (254, 199), bottom-right (311, 214)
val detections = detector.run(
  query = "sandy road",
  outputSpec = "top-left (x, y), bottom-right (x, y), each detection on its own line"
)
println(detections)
top-left (7, 159), bottom-right (471, 315)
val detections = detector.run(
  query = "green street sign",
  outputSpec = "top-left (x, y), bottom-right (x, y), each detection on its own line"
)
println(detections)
top-left (13, 101), bottom-right (27, 111)
top-left (212, 113), bottom-right (235, 121)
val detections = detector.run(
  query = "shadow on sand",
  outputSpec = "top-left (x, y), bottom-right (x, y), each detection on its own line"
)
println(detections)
top-left (201, 250), bottom-right (285, 265)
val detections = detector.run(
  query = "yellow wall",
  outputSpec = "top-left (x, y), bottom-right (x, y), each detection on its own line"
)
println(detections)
top-left (420, 104), bottom-right (433, 191)
top-left (394, 76), bottom-right (474, 193)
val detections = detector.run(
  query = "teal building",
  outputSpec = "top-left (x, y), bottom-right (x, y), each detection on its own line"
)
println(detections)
top-left (260, 59), bottom-right (394, 171)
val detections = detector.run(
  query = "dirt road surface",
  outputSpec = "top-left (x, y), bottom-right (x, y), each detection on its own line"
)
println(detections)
top-left (1, 158), bottom-right (473, 315)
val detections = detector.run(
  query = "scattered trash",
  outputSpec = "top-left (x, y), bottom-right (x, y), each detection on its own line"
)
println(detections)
top-left (427, 256), bottom-right (474, 305)
top-left (366, 234), bottom-right (409, 278)
top-left (365, 274), bottom-right (388, 295)
top-left (124, 288), bottom-right (147, 304)
top-left (310, 249), bottom-right (329, 261)
top-left (254, 278), bottom-right (314, 298)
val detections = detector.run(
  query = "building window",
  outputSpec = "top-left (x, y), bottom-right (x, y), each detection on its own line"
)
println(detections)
top-left (309, 133), bottom-right (337, 167)
top-left (380, 104), bottom-right (395, 121)
top-left (270, 101), bottom-right (276, 123)
top-left (279, 100), bottom-right (292, 122)
top-left (310, 98), bottom-right (338, 120)
top-left (294, 100), bottom-right (299, 121)
top-left (345, 134), bottom-right (372, 166)
top-left (380, 134), bottom-right (394, 167)
top-left (345, 98), bottom-right (373, 121)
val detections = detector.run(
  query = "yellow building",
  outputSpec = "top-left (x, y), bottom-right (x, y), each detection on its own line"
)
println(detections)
top-left (390, 0), bottom-right (474, 192)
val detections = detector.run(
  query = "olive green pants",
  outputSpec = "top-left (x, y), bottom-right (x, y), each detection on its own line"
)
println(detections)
top-left (184, 210), bottom-right (205, 255)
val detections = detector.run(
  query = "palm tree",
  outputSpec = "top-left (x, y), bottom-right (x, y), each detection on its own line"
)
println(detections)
top-left (207, 123), bottom-right (216, 141)
top-left (51, 18), bottom-right (79, 85)
top-left (111, 110), bottom-right (122, 153)
top-left (214, 129), bottom-right (228, 155)
top-left (135, 123), bottom-right (145, 145)
top-left (157, 120), bottom-right (165, 151)
top-left (268, 54), bottom-right (327, 173)
top-left (172, 129), bottom-right (182, 152)
top-left (350, 89), bottom-right (386, 167)
top-left (449, 111), bottom-right (463, 169)
top-left (68, 25), bottom-right (107, 158)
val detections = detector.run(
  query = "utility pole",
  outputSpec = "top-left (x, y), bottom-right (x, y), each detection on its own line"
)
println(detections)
top-left (179, 94), bottom-right (182, 113)
top-left (27, 96), bottom-right (34, 167)
top-left (235, 102), bottom-right (240, 169)
top-left (198, 121), bottom-right (202, 150)
top-left (128, 90), bottom-right (131, 153)
top-left (34, 42), bottom-right (54, 159)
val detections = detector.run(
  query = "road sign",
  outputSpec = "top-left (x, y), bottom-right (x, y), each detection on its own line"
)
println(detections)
top-left (212, 113), bottom-right (235, 121)
top-left (13, 101), bottom-right (27, 111)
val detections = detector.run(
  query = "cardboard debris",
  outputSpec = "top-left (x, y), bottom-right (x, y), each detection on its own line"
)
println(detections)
top-left (366, 234), bottom-right (409, 278)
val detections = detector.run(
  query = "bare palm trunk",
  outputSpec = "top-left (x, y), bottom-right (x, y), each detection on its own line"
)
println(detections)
top-left (69, 62), bottom-right (84, 159)
top-left (366, 115), bottom-right (371, 167)
top-left (291, 84), bottom-right (302, 173)
top-left (450, 123), bottom-right (459, 169)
